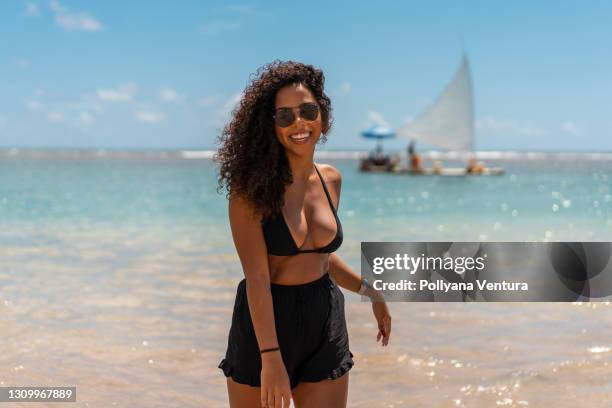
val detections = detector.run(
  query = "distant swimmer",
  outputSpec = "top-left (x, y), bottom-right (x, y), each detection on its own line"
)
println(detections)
top-left (466, 157), bottom-right (485, 174)
top-left (407, 140), bottom-right (424, 173)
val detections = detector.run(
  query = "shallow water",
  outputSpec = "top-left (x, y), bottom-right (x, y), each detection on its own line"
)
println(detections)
top-left (1, 152), bottom-right (611, 406)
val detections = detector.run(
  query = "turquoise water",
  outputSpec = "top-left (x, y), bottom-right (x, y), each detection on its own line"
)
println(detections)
top-left (2, 153), bottom-right (611, 292)
top-left (1, 151), bottom-right (612, 407)
top-left (2, 153), bottom-right (610, 262)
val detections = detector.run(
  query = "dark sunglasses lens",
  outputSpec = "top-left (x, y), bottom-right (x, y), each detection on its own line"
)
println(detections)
top-left (300, 104), bottom-right (319, 121)
top-left (275, 109), bottom-right (295, 127)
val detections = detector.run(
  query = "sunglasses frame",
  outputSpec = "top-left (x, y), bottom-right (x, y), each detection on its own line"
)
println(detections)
top-left (273, 102), bottom-right (320, 128)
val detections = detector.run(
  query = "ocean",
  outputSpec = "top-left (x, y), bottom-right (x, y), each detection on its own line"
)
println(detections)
top-left (1, 149), bottom-right (611, 407)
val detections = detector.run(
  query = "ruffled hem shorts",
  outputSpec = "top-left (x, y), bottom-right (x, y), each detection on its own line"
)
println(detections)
top-left (218, 271), bottom-right (354, 389)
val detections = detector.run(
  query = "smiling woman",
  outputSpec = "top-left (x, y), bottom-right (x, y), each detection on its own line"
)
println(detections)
top-left (215, 60), bottom-right (333, 220)
top-left (214, 60), bottom-right (392, 408)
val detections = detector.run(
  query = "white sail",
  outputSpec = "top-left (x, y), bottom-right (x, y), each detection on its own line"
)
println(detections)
top-left (397, 54), bottom-right (474, 151)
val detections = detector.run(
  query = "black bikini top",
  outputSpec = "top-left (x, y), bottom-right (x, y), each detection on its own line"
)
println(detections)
top-left (261, 164), bottom-right (343, 256)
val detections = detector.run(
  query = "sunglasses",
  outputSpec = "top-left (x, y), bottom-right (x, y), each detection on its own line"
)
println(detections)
top-left (273, 102), bottom-right (320, 128)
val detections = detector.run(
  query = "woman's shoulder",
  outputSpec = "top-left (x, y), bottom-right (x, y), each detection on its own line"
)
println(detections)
top-left (315, 162), bottom-right (342, 183)
top-left (228, 191), bottom-right (262, 222)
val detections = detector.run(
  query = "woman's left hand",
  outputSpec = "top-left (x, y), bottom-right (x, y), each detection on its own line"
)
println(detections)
top-left (372, 301), bottom-right (391, 346)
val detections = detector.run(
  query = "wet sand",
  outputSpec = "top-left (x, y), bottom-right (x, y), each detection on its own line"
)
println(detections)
top-left (1, 156), bottom-right (611, 406)
top-left (1, 225), bottom-right (611, 407)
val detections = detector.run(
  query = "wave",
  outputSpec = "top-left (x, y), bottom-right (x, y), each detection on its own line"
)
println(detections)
top-left (2, 148), bottom-right (612, 161)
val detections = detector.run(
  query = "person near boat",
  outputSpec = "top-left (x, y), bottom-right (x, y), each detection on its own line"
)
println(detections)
top-left (431, 160), bottom-right (444, 174)
top-left (466, 156), bottom-right (485, 174)
top-left (407, 140), bottom-right (424, 173)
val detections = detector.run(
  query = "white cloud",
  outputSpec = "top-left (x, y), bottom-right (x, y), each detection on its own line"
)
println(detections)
top-left (200, 20), bottom-right (241, 35)
top-left (224, 93), bottom-right (242, 109)
top-left (57, 13), bottom-right (102, 31)
top-left (48, 0), bottom-right (64, 13)
top-left (46, 112), bottom-right (64, 122)
top-left (27, 101), bottom-right (43, 110)
top-left (340, 82), bottom-right (351, 94)
top-left (476, 116), bottom-right (546, 137)
top-left (209, 93), bottom-right (242, 128)
top-left (561, 120), bottom-right (578, 134)
top-left (90, 103), bottom-right (104, 114)
top-left (60, 100), bottom-right (104, 115)
top-left (25, 1), bottom-right (40, 17)
top-left (65, 98), bottom-right (104, 112)
top-left (25, 91), bottom-right (104, 130)
top-left (74, 111), bottom-right (94, 127)
top-left (220, 5), bottom-right (256, 15)
top-left (201, 4), bottom-right (258, 34)
top-left (365, 111), bottom-right (390, 128)
top-left (198, 95), bottom-right (218, 107)
top-left (49, 0), bottom-right (102, 32)
top-left (96, 83), bottom-right (137, 102)
top-left (135, 110), bottom-right (163, 124)
top-left (159, 87), bottom-right (180, 102)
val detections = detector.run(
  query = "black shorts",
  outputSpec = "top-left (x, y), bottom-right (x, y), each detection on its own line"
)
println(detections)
top-left (218, 271), bottom-right (354, 389)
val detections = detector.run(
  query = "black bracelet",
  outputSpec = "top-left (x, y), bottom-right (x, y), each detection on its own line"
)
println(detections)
top-left (260, 347), bottom-right (280, 354)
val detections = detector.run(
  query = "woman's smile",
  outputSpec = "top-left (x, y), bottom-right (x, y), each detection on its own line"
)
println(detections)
top-left (289, 130), bottom-right (312, 144)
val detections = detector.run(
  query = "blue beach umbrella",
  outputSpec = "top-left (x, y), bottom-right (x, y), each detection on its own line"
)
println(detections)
top-left (361, 125), bottom-right (396, 151)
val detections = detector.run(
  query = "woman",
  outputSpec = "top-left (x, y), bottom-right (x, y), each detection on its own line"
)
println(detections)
top-left (215, 60), bottom-right (392, 408)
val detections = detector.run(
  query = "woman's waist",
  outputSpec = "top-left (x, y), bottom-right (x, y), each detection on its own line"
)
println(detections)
top-left (268, 256), bottom-right (330, 285)
top-left (238, 270), bottom-right (333, 295)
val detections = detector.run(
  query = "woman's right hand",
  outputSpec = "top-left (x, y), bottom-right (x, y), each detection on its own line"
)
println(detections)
top-left (260, 352), bottom-right (292, 408)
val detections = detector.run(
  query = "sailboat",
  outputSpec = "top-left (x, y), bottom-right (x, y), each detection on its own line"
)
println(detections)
top-left (394, 54), bottom-right (504, 176)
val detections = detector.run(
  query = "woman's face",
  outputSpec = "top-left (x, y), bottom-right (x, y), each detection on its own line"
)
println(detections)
top-left (274, 83), bottom-right (322, 155)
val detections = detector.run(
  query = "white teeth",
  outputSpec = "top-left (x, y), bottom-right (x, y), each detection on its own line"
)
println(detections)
top-left (290, 132), bottom-right (310, 141)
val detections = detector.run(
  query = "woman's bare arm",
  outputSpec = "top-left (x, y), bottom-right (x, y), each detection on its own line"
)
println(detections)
top-left (322, 164), bottom-right (391, 348)
top-left (319, 164), bottom-right (361, 292)
top-left (228, 194), bottom-right (280, 353)
top-left (322, 163), bottom-right (381, 298)
top-left (329, 253), bottom-right (362, 293)
top-left (229, 193), bottom-right (292, 405)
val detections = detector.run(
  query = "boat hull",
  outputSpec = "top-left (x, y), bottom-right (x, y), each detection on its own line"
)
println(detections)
top-left (360, 165), bottom-right (505, 176)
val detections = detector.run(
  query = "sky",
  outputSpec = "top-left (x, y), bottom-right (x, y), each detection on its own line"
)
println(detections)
top-left (1, 0), bottom-right (611, 151)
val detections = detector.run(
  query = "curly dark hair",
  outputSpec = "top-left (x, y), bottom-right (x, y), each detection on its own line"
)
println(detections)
top-left (214, 60), bottom-right (333, 219)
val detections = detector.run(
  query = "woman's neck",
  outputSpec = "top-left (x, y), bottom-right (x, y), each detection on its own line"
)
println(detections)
top-left (287, 151), bottom-right (315, 183)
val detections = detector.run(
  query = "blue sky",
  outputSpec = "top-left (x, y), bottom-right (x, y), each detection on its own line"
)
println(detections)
top-left (1, 0), bottom-right (611, 151)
